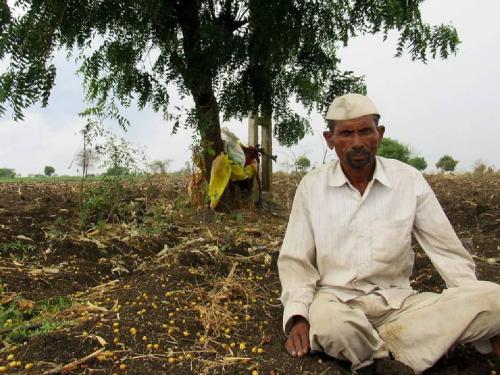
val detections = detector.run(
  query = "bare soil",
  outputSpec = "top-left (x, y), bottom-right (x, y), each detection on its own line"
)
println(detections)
top-left (0, 173), bottom-right (498, 374)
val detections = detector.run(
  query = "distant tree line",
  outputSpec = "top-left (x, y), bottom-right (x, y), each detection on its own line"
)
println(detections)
top-left (376, 138), bottom-right (498, 174)
top-left (0, 168), bottom-right (16, 178)
top-left (378, 138), bottom-right (428, 171)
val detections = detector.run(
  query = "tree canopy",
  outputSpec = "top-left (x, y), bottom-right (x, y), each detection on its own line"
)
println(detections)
top-left (408, 156), bottom-right (428, 171)
top-left (436, 154), bottom-right (458, 173)
top-left (44, 165), bottom-right (55, 176)
top-left (0, 168), bottom-right (16, 178)
top-left (378, 138), bottom-right (411, 163)
top-left (295, 155), bottom-right (311, 175)
top-left (1, 0), bottom-right (459, 178)
top-left (378, 137), bottom-right (428, 171)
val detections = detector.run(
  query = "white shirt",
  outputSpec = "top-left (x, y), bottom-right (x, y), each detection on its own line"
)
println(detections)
top-left (278, 157), bottom-right (477, 333)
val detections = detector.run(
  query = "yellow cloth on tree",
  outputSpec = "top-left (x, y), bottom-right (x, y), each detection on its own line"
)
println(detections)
top-left (208, 153), bottom-right (232, 209)
top-left (230, 164), bottom-right (256, 182)
top-left (208, 153), bottom-right (257, 209)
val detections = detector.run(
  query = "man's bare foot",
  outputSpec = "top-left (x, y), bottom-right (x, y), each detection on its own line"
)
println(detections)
top-left (491, 334), bottom-right (500, 356)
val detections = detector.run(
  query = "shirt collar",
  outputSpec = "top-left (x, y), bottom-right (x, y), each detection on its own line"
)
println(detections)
top-left (328, 156), bottom-right (392, 188)
top-left (373, 157), bottom-right (392, 188)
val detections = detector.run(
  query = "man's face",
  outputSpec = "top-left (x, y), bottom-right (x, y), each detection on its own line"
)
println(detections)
top-left (323, 115), bottom-right (384, 170)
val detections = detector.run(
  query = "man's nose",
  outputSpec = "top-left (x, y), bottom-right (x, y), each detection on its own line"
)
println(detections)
top-left (351, 133), bottom-right (363, 147)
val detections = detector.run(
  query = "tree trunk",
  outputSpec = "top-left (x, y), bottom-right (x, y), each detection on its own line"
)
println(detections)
top-left (193, 90), bottom-right (224, 182)
top-left (175, 0), bottom-right (223, 182)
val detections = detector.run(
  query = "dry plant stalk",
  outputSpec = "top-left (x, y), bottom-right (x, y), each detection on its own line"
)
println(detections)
top-left (42, 347), bottom-right (106, 374)
top-left (54, 301), bottom-right (105, 321)
top-left (195, 356), bottom-right (251, 375)
top-left (196, 263), bottom-right (257, 336)
top-left (197, 303), bottom-right (233, 336)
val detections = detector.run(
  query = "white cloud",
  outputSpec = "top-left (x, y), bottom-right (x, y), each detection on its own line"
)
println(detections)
top-left (0, 112), bottom-right (84, 176)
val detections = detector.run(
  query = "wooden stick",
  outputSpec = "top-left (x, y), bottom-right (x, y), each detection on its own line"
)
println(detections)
top-left (42, 347), bottom-right (106, 374)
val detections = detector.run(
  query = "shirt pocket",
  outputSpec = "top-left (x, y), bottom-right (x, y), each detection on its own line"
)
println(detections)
top-left (370, 218), bottom-right (412, 264)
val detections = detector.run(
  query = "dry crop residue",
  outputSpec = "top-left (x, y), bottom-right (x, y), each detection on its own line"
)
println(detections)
top-left (0, 173), bottom-right (498, 374)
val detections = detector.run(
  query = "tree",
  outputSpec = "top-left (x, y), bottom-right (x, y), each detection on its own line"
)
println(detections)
top-left (98, 134), bottom-right (143, 176)
top-left (408, 156), bottom-right (428, 171)
top-left (1, 1), bottom-right (459, 184)
top-left (149, 160), bottom-right (172, 174)
top-left (73, 149), bottom-right (100, 178)
top-left (0, 168), bottom-right (16, 178)
top-left (104, 166), bottom-right (130, 176)
top-left (436, 155), bottom-right (458, 173)
top-left (44, 165), bottom-right (55, 176)
top-left (295, 155), bottom-right (311, 175)
top-left (378, 138), bottom-right (411, 163)
top-left (378, 138), bottom-right (427, 171)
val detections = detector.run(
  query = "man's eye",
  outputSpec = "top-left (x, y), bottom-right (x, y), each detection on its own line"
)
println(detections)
top-left (340, 131), bottom-right (352, 136)
top-left (360, 128), bottom-right (373, 135)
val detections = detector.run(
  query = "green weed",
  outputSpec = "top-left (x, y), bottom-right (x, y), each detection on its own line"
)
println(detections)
top-left (0, 241), bottom-right (35, 256)
top-left (79, 176), bottom-right (127, 230)
top-left (0, 296), bottom-right (72, 343)
top-left (36, 296), bottom-right (72, 313)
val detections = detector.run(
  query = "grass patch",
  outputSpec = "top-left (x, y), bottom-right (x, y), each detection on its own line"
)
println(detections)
top-left (0, 241), bottom-right (35, 256)
top-left (0, 296), bottom-right (72, 343)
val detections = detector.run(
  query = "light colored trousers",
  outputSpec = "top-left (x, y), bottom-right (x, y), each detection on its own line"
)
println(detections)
top-left (309, 280), bottom-right (500, 373)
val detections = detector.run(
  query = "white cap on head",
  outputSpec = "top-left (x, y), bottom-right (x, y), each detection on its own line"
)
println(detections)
top-left (326, 93), bottom-right (379, 121)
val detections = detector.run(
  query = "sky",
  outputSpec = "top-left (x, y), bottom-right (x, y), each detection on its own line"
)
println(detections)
top-left (1, 0), bottom-right (499, 176)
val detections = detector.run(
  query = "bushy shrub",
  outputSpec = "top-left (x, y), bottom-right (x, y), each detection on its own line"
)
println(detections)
top-left (79, 177), bottom-right (127, 229)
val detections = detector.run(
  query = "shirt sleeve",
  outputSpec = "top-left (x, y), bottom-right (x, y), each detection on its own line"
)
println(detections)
top-left (278, 179), bottom-right (320, 334)
top-left (412, 174), bottom-right (477, 287)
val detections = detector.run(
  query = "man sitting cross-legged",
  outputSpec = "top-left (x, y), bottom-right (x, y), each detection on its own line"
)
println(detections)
top-left (278, 93), bottom-right (500, 374)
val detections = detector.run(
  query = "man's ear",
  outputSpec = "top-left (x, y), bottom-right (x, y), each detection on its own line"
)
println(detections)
top-left (323, 130), bottom-right (335, 150)
top-left (377, 125), bottom-right (385, 145)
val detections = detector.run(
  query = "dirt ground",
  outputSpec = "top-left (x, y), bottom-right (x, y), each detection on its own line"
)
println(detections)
top-left (0, 173), bottom-right (498, 374)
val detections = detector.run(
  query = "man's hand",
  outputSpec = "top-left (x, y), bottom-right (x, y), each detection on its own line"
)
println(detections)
top-left (285, 316), bottom-right (310, 358)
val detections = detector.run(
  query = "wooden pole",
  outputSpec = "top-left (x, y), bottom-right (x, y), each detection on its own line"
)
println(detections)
top-left (247, 114), bottom-right (258, 147)
top-left (259, 116), bottom-right (272, 191)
